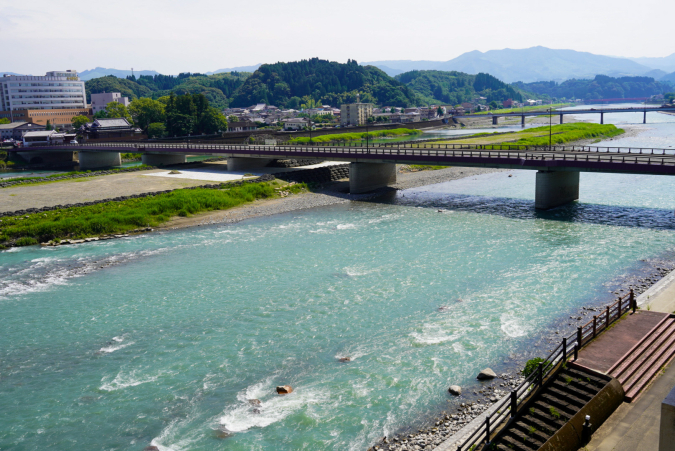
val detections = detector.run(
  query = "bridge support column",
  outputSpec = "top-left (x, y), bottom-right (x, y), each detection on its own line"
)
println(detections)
top-left (349, 162), bottom-right (396, 194)
top-left (560, 114), bottom-right (564, 124)
top-left (142, 153), bottom-right (187, 166)
top-left (521, 115), bottom-right (526, 127)
top-left (644, 111), bottom-right (647, 124)
top-left (227, 157), bottom-right (274, 171)
top-left (78, 151), bottom-right (121, 170)
top-left (492, 116), bottom-right (499, 125)
top-left (535, 170), bottom-right (580, 210)
top-left (600, 112), bottom-right (604, 124)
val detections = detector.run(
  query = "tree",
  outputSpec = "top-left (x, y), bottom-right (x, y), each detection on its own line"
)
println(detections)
top-left (147, 122), bottom-right (166, 138)
top-left (197, 107), bottom-right (227, 134)
top-left (45, 120), bottom-right (52, 131)
top-left (228, 115), bottom-right (239, 124)
top-left (129, 98), bottom-right (165, 131)
top-left (71, 115), bottom-right (89, 129)
top-left (0, 118), bottom-right (10, 125)
top-left (105, 102), bottom-right (133, 123)
top-left (437, 106), bottom-right (444, 117)
top-left (93, 110), bottom-right (108, 119)
top-left (489, 101), bottom-right (500, 110)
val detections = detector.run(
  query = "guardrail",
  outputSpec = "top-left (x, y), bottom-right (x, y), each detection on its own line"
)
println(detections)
top-left (456, 290), bottom-right (636, 451)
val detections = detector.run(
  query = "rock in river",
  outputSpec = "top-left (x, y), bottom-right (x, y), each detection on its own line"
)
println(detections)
top-left (276, 385), bottom-right (293, 395)
top-left (448, 385), bottom-right (462, 396)
top-left (477, 368), bottom-right (497, 380)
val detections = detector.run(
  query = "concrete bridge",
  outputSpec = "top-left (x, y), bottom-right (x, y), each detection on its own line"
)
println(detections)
top-left (454, 105), bottom-right (675, 125)
top-left (21, 141), bottom-right (675, 209)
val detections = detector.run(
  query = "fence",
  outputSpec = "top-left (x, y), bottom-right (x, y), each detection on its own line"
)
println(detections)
top-left (456, 290), bottom-right (635, 451)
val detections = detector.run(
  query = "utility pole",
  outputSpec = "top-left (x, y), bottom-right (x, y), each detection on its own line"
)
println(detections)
top-left (549, 108), bottom-right (552, 151)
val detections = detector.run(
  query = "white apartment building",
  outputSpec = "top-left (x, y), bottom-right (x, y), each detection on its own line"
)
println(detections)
top-left (0, 70), bottom-right (86, 111)
top-left (340, 103), bottom-right (373, 126)
top-left (91, 92), bottom-right (130, 114)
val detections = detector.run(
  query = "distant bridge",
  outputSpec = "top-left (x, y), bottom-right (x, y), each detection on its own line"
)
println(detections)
top-left (22, 141), bottom-right (675, 210)
top-left (454, 105), bottom-right (675, 125)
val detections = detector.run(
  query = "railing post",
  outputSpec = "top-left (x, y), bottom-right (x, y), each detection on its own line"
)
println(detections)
top-left (577, 326), bottom-right (583, 347)
top-left (563, 337), bottom-right (567, 363)
top-left (618, 298), bottom-right (622, 317)
top-left (574, 343), bottom-right (578, 360)
top-left (593, 316), bottom-right (597, 337)
top-left (485, 416), bottom-right (490, 445)
top-left (511, 390), bottom-right (518, 418)
top-left (630, 288), bottom-right (636, 313)
top-left (538, 362), bottom-right (543, 387)
top-left (606, 306), bottom-right (610, 328)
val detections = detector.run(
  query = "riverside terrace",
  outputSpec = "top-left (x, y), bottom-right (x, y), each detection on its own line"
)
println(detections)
top-left (21, 141), bottom-right (675, 209)
top-left (455, 105), bottom-right (675, 125)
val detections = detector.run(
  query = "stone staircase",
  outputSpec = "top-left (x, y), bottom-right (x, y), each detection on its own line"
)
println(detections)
top-left (489, 366), bottom-right (607, 451)
top-left (608, 314), bottom-right (675, 402)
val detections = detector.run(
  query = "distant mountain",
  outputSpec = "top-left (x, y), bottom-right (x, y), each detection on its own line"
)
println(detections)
top-left (660, 72), bottom-right (675, 85)
top-left (644, 69), bottom-right (668, 80)
top-left (207, 64), bottom-right (262, 75)
top-left (361, 60), bottom-right (442, 76)
top-left (0, 71), bottom-right (24, 76)
top-left (627, 53), bottom-right (675, 73)
top-left (364, 47), bottom-right (655, 83)
top-left (514, 75), bottom-right (671, 101)
top-left (79, 67), bottom-right (160, 81)
top-left (230, 58), bottom-right (419, 108)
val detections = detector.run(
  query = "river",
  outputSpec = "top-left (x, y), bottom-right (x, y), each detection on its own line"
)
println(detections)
top-left (1, 105), bottom-right (675, 451)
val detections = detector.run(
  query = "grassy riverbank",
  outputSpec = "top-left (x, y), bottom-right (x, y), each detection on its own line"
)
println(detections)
top-left (473, 103), bottom-right (572, 115)
top-left (2, 165), bottom-right (155, 187)
top-left (432, 123), bottom-right (624, 146)
top-left (289, 128), bottom-right (421, 144)
top-left (0, 180), bottom-right (306, 249)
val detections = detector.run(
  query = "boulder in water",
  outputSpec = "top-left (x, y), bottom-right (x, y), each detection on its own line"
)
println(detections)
top-left (477, 368), bottom-right (497, 380)
top-left (248, 398), bottom-right (262, 406)
top-left (144, 447), bottom-right (160, 451)
top-left (338, 357), bottom-right (351, 362)
top-left (276, 385), bottom-right (293, 394)
top-left (448, 385), bottom-right (462, 396)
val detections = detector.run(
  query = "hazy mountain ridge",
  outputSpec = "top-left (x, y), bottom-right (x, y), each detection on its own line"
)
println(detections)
top-left (364, 47), bottom-right (659, 83)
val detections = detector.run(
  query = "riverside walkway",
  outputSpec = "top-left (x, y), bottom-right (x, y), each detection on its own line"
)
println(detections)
top-left (21, 141), bottom-right (675, 208)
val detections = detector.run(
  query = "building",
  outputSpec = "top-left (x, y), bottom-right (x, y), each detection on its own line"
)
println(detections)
top-left (22, 130), bottom-right (57, 147)
top-left (91, 92), bottom-right (130, 114)
top-left (227, 121), bottom-right (257, 132)
top-left (0, 71), bottom-right (87, 112)
top-left (283, 118), bottom-right (308, 131)
top-left (0, 108), bottom-right (92, 129)
top-left (0, 121), bottom-right (47, 141)
top-left (340, 102), bottom-right (373, 126)
top-left (81, 118), bottom-right (137, 139)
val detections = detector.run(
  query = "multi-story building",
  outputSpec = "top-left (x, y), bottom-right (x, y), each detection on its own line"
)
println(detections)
top-left (0, 71), bottom-right (87, 112)
top-left (340, 102), bottom-right (373, 126)
top-left (91, 92), bottom-right (130, 114)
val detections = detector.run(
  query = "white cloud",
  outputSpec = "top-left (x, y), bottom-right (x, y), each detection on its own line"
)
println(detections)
top-left (1, 0), bottom-right (673, 74)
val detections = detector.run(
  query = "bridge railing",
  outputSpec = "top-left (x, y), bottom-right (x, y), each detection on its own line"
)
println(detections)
top-left (24, 141), bottom-right (675, 161)
top-left (456, 290), bottom-right (636, 451)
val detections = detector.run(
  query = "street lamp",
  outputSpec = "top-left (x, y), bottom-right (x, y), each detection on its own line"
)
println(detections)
top-left (548, 108), bottom-right (552, 151)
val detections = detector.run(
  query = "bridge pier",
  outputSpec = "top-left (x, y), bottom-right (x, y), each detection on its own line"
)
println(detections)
top-left (535, 170), bottom-right (580, 210)
top-left (78, 151), bottom-right (121, 170)
top-left (644, 111), bottom-right (647, 124)
top-left (492, 116), bottom-right (499, 125)
top-left (142, 153), bottom-right (187, 166)
top-left (521, 115), bottom-right (526, 127)
top-left (227, 157), bottom-right (274, 171)
top-left (349, 162), bottom-right (396, 194)
top-left (560, 114), bottom-right (564, 124)
top-left (600, 112), bottom-right (604, 124)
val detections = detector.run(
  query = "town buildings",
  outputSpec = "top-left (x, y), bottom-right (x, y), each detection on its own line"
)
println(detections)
top-left (91, 92), bottom-right (129, 114)
top-left (0, 121), bottom-right (46, 141)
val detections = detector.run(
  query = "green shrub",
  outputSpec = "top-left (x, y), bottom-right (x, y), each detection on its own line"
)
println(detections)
top-left (522, 357), bottom-right (546, 377)
top-left (15, 237), bottom-right (39, 246)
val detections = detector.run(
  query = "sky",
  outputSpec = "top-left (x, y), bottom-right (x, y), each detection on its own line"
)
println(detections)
top-left (1, 0), bottom-right (673, 75)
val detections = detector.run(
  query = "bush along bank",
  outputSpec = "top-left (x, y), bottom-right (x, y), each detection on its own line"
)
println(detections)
top-left (486, 123), bottom-right (624, 148)
top-left (288, 128), bottom-right (422, 144)
top-left (0, 174), bottom-right (306, 249)
top-left (0, 165), bottom-right (157, 188)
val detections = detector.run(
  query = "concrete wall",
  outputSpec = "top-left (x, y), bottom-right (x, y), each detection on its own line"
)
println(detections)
top-left (16, 151), bottom-right (75, 165)
top-left (78, 151), bottom-right (121, 170)
top-left (535, 170), bottom-right (580, 210)
top-left (227, 157), bottom-right (274, 171)
top-left (141, 153), bottom-right (186, 166)
top-left (660, 385), bottom-right (675, 450)
top-left (349, 162), bottom-right (397, 194)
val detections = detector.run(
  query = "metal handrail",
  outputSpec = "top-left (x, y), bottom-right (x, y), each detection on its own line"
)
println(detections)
top-left (456, 289), bottom-right (636, 451)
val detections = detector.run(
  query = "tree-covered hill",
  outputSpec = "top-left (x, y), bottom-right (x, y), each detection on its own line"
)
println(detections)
top-left (85, 72), bottom-right (250, 109)
top-left (396, 70), bottom-right (527, 105)
top-left (229, 58), bottom-right (419, 108)
top-left (513, 75), bottom-right (671, 101)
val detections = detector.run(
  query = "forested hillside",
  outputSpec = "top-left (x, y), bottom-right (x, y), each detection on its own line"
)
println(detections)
top-left (229, 58), bottom-right (419, 108)
top-left (514, 75), bottom-right (671, 100)
top-left (85, 72), bottom-right (250, 109)
top-left (396, 70), bottom-right (527, 105)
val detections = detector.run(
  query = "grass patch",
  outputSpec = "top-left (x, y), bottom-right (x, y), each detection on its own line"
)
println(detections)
top-left (403, 165), bottom-right (447, 172)
top-left (0, 180), bottom-right (307, 248)
top-left (2, 165), bottom-right (155, 187)
top-left (288, 128), bottom-right (421, 144)
top-left (473, 103), bottom-right (571, 115)
top-left (549, 406), bottom-right (561, 419)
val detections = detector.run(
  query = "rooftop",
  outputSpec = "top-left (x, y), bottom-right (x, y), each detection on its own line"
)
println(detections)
top-left (0, 121), bottom-right (28, 130)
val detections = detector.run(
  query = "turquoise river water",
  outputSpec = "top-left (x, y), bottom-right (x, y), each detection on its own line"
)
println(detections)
top-left (1, 106), bottom-right (675, 451)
